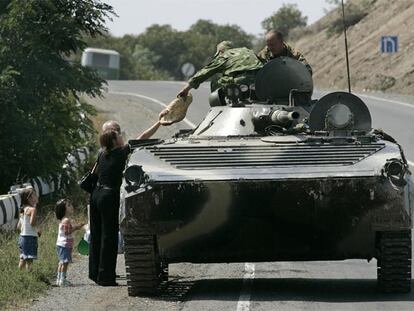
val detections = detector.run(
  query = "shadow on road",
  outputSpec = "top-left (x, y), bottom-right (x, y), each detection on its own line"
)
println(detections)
top-left (157, 278), bottom-right (195, 301)
top-left (159, 278), bottom-right (414, 303)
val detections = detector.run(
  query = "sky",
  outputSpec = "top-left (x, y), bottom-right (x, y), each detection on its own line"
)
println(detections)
top-left (104, 0), bottom-right (330, 37)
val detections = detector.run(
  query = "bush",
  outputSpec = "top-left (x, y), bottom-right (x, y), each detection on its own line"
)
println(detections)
top-left (326, 1), bottom-right (369, 36)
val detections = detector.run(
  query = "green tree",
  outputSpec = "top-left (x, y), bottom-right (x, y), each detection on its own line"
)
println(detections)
top-left (130, 44), bottom-right (171, 80)
top-left (0, 0), bottom-right (114, 192)
top-left (182, 21), bottom-right (253, 79)
top-left (261, 4), bottom-right (308, 38)
top-left (137, 25), bottom-right (186, 78)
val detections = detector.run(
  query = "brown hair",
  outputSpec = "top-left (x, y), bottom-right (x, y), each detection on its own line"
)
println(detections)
top-left (99, 130), bottom-right (118, 153)
top-left (55, 198), bottom-right (70, 220)
top-left (20, 187), bottom-right (35, 213)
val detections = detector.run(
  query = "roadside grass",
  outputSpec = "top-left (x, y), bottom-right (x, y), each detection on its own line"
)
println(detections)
top-left (0, 200), bottom-right (87, 310)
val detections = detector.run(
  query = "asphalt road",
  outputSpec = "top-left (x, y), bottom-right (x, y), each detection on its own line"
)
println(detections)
top-left (102, 81), bottom-right (414, 311)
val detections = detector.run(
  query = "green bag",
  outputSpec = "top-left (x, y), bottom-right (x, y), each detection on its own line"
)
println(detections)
top-left (77, 238), bottom-right (89, 256)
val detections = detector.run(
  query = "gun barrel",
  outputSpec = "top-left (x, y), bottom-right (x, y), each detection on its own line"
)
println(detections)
top-left (271, 110), bottom-right (300, 125)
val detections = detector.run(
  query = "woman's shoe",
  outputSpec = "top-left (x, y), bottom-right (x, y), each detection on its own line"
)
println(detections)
top-left (89, 275), bottom-right (98, 283)
top-left (97, 280), bottom-right (118, 287)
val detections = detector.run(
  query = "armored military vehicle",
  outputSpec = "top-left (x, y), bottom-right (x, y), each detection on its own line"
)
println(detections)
top-left (120, 57), bottom-right (413, 296)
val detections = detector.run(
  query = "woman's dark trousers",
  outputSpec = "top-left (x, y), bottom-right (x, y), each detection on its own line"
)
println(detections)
top-left (89, 187), bottom-right (119, 283)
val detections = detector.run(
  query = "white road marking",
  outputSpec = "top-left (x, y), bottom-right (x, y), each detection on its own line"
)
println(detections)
top-left (152, 80), bottom-right (187, 86)
top-left (355, 93), bottom-right (414, 109)
top-left (408, 160), bottom-right (414, 167)
top-left (108, 91), bottom-right (196, 128)
top-left (236, 263), bottom-right (255, 311)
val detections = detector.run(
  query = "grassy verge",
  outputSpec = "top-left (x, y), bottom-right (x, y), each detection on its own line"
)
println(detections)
top-left (0, 193), bottom-right (88, 310)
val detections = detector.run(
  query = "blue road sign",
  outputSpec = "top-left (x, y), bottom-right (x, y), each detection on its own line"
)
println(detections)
top-left (381, 36), bottom-right (398, 53)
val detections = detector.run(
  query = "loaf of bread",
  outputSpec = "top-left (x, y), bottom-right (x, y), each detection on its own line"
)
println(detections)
top-left (160, 93), bottom-right (193, 125)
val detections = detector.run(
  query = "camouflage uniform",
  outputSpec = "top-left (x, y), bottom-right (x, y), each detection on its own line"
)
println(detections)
top-left (257, 43), bottom-right (313, 75)
top-left (188, 47), bottom-right (263, 91)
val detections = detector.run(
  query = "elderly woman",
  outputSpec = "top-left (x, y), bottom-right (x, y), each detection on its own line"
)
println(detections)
top-left (89, 121), bottom-right (160, 286)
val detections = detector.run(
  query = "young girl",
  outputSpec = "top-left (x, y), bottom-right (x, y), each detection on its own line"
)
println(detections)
top-left (17, 187), bottom-right (40, 271)
top-left (55, 199), bottom-right (84, 286)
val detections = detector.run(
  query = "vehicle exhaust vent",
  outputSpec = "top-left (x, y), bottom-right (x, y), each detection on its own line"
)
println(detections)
top-left (146, 143), bottom-right (385, 170)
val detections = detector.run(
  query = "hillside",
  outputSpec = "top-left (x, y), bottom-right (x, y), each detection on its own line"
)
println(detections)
top-left (292, 0), bottom-right (414, 95)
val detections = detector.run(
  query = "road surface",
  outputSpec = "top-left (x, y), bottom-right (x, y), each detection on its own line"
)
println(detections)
top-left (26, 81), bottom-right (414, 311)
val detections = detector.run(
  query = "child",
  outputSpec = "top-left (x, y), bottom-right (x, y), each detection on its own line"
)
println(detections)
top-left (17, 187), bottom-right (40, 271)
top-left (55, 199), bottom-right (84, 286)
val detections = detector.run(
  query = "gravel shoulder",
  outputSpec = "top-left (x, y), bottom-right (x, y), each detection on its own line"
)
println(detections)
top-left (23, 255), bottom-right (185, 311)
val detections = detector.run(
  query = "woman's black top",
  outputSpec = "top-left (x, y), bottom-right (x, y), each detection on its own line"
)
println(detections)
top-left (97, 145), bottom-right (131, 189)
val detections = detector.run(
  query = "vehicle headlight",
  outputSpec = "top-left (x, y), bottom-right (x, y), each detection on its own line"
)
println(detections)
top-left (124, 165), bottom-right (145, 185)
top-left (384, 159), bottom-right (407, 187)
top-left (240, 84), bottom-right (249, 92)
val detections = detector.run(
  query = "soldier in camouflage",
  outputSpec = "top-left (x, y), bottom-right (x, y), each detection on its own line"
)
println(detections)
top-left (176, 41), bottom-right (263, 98)
top-left (257, 30), bottom-right (312, 75)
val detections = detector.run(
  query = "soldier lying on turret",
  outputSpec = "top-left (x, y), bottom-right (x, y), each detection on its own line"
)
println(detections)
top-left (257, 30), bottom-right (312, 75)
top-left (174, 41), bottom-right (264, 99)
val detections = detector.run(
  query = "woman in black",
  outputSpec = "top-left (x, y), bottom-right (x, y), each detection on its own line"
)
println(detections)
top-left (89, 122), bottom-right (161, 286)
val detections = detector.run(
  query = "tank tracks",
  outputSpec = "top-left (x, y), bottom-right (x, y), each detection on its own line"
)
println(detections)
top-left (124, 231), bottom-right (168, 296)
top-left (377, 230), bottom-right (412, 293)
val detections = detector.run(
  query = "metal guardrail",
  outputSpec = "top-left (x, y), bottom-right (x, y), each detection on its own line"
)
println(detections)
top-left (0, 147), bottom-right (91, 229)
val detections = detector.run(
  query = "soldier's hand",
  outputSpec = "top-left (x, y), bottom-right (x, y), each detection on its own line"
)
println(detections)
top-left (177, 85), bottom-right (191, 98)
top-left (177, 89), bottom-right (189, 98)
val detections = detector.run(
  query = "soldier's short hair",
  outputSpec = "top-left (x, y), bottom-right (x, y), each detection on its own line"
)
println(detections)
top-left (266, 30), bottom-right (284, 41)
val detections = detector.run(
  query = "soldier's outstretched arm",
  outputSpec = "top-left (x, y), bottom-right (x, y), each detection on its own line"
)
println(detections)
top-left (187, 56), bottom-right (227, 90)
